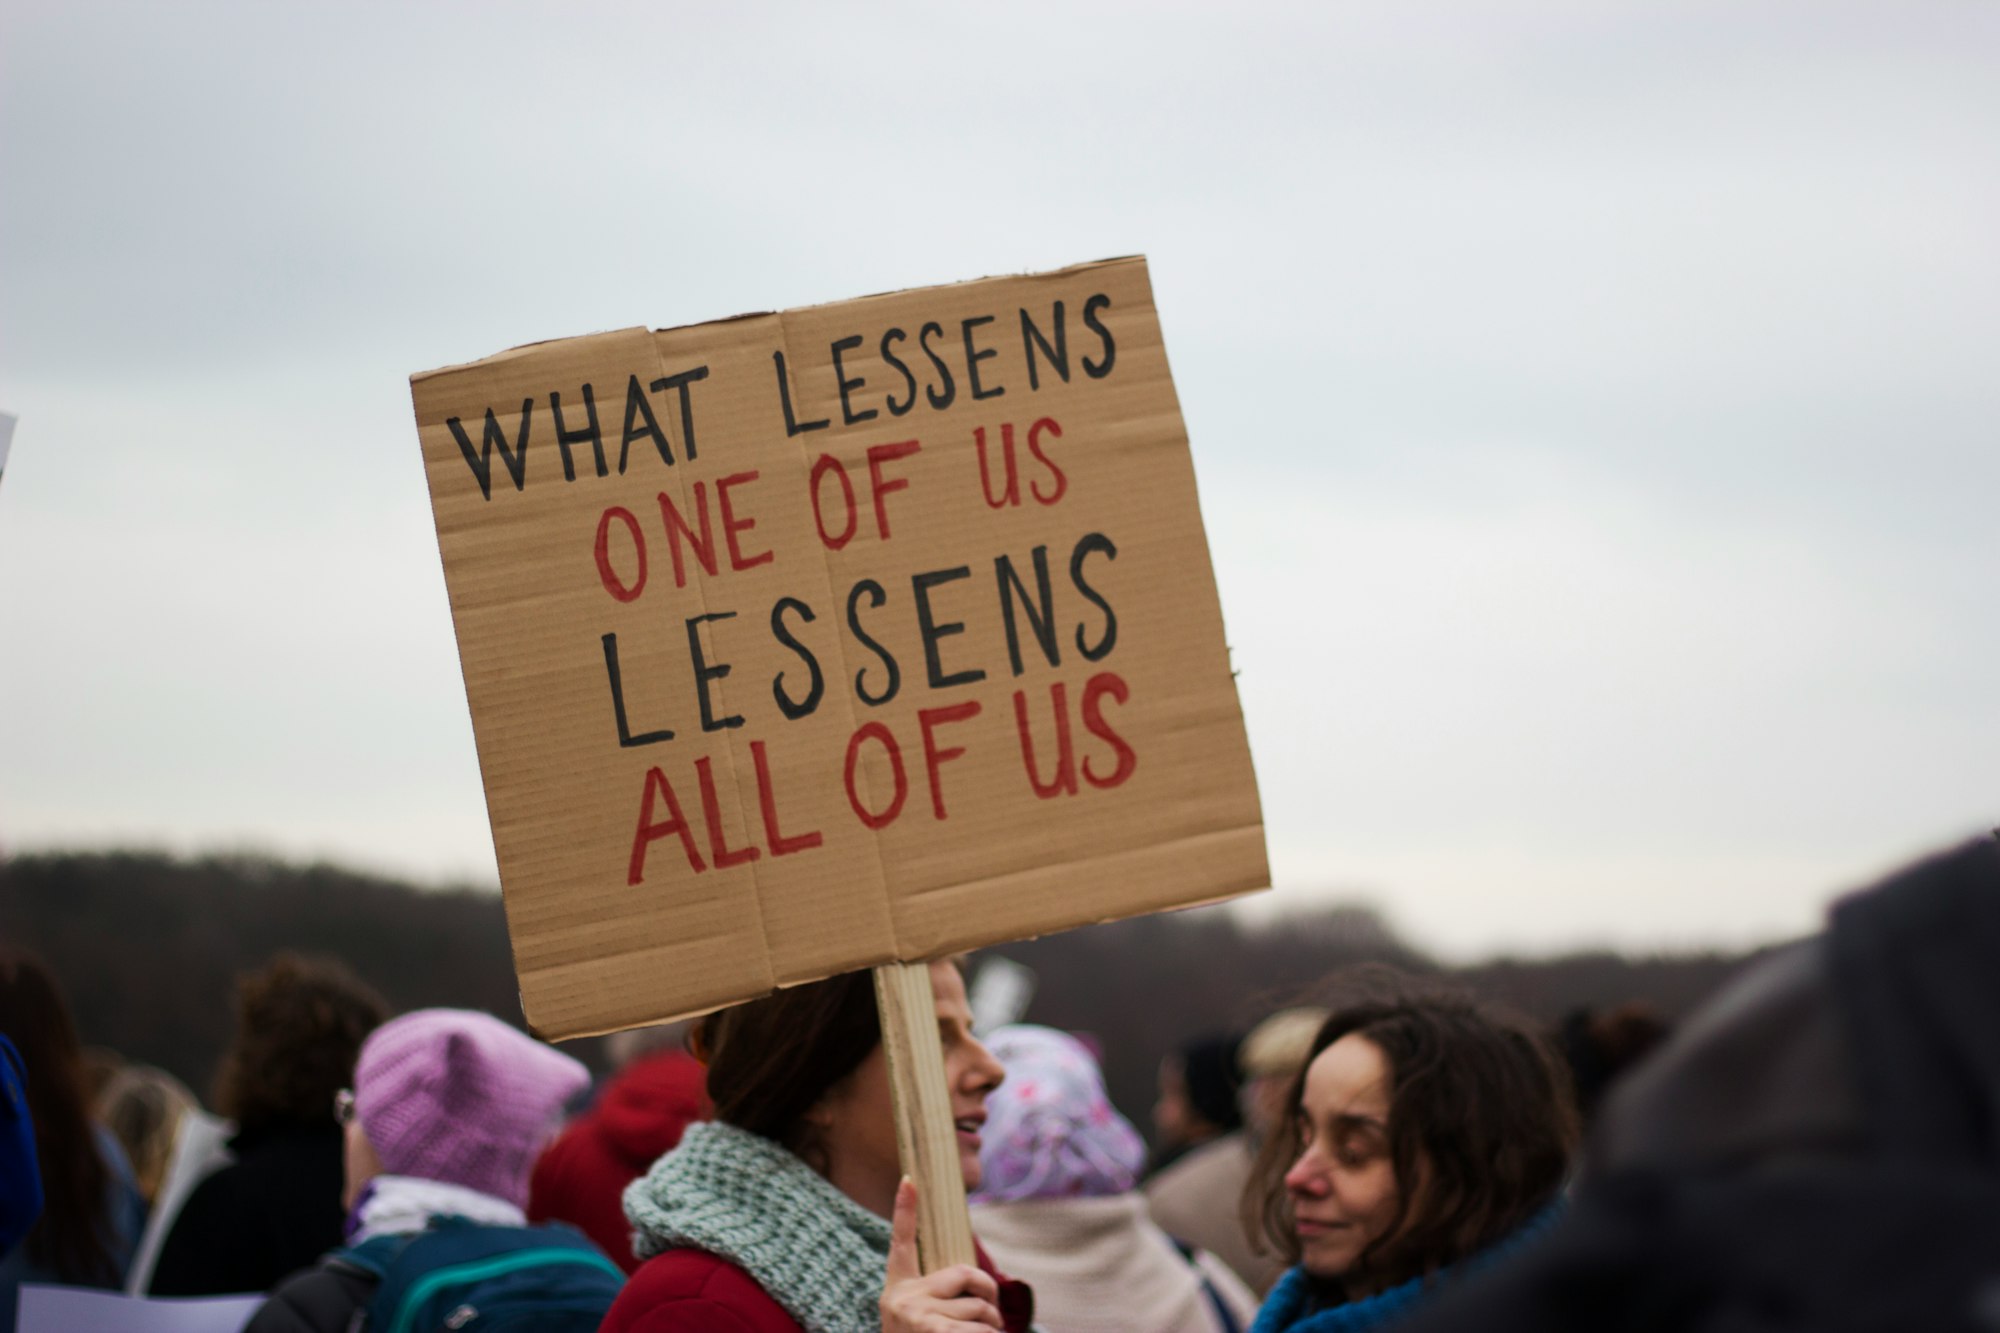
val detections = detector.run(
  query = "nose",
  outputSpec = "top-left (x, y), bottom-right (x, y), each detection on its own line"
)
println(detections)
top-left (1284, 1145), bottom-right (1330, 1199)
top-left (963, 1032), bottom-right (1005, 1097)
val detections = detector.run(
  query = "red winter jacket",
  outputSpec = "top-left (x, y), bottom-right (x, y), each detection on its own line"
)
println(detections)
top-left (526, 1050), bottom-right (709, 1273)
top-left (599, 1244), bottom-right (1036, 1333)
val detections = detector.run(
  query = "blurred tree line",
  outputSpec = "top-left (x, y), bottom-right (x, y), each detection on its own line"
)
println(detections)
top-left (0, 849), bottom-right (1756, 1137)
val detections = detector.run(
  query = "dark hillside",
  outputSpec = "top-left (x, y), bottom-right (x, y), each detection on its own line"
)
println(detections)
top-left (0, 850), bottom-right (1754, 1136)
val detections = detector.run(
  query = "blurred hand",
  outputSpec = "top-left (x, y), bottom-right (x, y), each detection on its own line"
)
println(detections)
top-left (880, 1177), bottom-right (1004, 1332)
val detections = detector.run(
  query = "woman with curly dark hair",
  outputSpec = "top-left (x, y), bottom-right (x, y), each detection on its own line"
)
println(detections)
top-left (150, 953), bottom-right (389, 1296)
top-left (0, 951), bottom-right (147, 1332)
top-left (1244, 980), bottom-right (1578, 1332)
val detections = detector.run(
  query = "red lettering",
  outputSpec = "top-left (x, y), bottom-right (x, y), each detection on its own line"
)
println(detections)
top-left (918, 701), bottom-right (981, 820)
top-left (811, 454), bottom-right (858, 550)
top-left (752, 739), bottom-right (823, 856)
top-left (594, 505), bottom-right (647, 603)
top-left (1080, 672), bottom-right (1137, 789)
top-left (866, 440), bottom-right (922, 540)
top-left (627, 767), bottom-right (705, 884)
top-left (694, 756), bottom-right (760, 869)
top-left (975, 423), bottom-right (1019, 509)
top-left (1012, 684), bottom-right (1077, 798)
top-left (657, 482), bottom-right (718, 588)
top-left (844, 722), bottom-right (908, 829)
top-left (1027, 417), bottom-right (1067, 505)
top-left (717, 470), bottom-right (774, 572)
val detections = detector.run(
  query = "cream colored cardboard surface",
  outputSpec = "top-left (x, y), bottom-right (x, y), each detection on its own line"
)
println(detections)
top-left (412, 257), bottom-right (1266, 1039)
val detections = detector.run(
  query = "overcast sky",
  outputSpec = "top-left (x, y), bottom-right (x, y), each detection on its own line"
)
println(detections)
top-left (2, 1), bottom-right (1993, 959)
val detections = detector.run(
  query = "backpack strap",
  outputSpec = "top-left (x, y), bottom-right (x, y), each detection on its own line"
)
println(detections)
top-left (1168, 1238), bottom-right (1243, 1333)
top-left (365, 1222), bottom-right (623, 1333)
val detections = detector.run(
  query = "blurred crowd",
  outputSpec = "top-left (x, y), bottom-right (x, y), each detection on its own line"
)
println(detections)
top-left (1, 836), bottom-right (1995, 1332)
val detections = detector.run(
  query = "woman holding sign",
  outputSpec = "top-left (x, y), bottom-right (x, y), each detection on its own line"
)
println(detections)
top-left (1244, 986), bottom-right (1577, 1333)
top-left (601, 960), bottom-right (1031, 1333)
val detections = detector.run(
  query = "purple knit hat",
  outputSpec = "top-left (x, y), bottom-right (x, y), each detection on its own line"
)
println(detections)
top-left (352, 1008), bottom-right (588, 1208)
top-left (970, 1024), bottom-right (1146, 1204)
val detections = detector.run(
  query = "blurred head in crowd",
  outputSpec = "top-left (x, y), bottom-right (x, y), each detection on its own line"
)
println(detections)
top-left (1248, 981), bottom-right (1577, 1298)
top-left (1557, 1002), bottom-right (1670, 1125)
top-left (79, 1049), bottom-right (125, 1108)
top-left (1239, 1007), bottom-right (1329, 1140)
top-left (211, 953), bottom-right (389, 1135)
top-left (1153, 1034), bottom-right (1242, 1153)
top-left (95, 1065), bottom-right (196, 1205)
top-left (974, 1025), bottom-right (1146, 1203)
top-left (344, 1008), bottom-right (588, 1210)
top-left (694, 960), bottom-right (1003, 1216)
top-left (0, 951), bottom-right (120, 1283)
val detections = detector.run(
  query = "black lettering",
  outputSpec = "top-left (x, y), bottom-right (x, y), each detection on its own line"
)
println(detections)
top-left (913, 565), bottom-right (987, 690)
top-left (962, 314), bottom-right (1004, 401)
top-left (550, 383), bottom-right (604, 482)
top-left (650, 366), bottom-right (709, 461)
top-left (1020, 303), bottom-right (1070, 391)
top-left (601, 633), bottom-right (673, 746)
top-left (1082, 293), bottom-right (1116, 379)
top-left (619, 374), bottom-right (673, 472)
top-left (830, 334), bottom-right (878, 426)
top-left (919, 321), bottom-right (956, 410)
top-left (685, 611), bottom-right (744, 733)
top-left (770, 597), bottom-right (825, 721)
top-left (446, 399), bottom-right (532, 500)
top-left (1071, 532), bottom-right (1118, 661)
top-left (880, 328), bottom-right (918, 417)
top-left (773, 350), bottom-right (830, 436)
top-left (995, 546), bottom-right (1059, 676)
top-left (846, 579), bottom-right (901, 706)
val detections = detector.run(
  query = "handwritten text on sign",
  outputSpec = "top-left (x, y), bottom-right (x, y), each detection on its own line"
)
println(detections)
top-left (413, 258), bottom-right (1265, 1039)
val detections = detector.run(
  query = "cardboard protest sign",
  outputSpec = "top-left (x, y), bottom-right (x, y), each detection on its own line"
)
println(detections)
top-left (412, 256), bottom-right (1265, 1040)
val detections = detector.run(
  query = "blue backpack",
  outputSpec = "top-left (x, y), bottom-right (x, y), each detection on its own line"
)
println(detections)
top-left (341, 1218), bottom-right (623, 1333)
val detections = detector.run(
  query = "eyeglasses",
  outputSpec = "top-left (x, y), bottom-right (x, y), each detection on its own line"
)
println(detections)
top-left (334, 1089), bottom-right (357, 1126)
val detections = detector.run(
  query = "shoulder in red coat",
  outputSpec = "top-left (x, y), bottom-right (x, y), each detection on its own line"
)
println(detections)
top-left (601, 1242), bottom-right (1034, 1333)
top-left (598, 1249), bottom-right (803, 1333)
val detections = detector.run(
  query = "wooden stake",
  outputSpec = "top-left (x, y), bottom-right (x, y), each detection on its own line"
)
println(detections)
top-left (872, 960), bottom-right (977, 1271)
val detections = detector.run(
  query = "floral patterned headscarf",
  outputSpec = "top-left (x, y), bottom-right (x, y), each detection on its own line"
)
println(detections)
top-left (971, 1024), bottom-right (1147, 1203)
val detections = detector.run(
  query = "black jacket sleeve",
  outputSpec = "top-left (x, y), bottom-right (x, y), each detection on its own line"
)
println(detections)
top-left (243, 1261), bottom-right (378, 1333)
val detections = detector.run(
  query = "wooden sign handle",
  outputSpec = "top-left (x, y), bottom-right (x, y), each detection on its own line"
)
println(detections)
top-left (872, 961), bottom-right (978, 1271)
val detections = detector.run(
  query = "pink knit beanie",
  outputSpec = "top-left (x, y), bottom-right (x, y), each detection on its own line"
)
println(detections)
top-left (352, 1008), bottom-right (588, 1208)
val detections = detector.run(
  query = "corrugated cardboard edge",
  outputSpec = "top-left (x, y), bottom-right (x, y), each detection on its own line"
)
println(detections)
top-left (410, 254), bottom-right (1270, 1040)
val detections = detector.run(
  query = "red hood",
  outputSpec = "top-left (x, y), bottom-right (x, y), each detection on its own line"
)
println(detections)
top-left (594, 1049), bottom-right (710, 1167)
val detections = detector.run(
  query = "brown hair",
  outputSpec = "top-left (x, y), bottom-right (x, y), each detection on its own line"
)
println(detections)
top-left (211, 953), bottom-right (389, 1131)
top-left (1246, 974), bottom-right (1578, 1292)
top-left (0, 951), bottom-right (119, 1283)
top-left (693, 970), bottom-right (881, 1169)
top-left (97, 1065), bottom-right (196, 1204)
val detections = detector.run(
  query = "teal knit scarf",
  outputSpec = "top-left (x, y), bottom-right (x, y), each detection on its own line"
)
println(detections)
top-left (623, 1120), bottom-right (893, 1333)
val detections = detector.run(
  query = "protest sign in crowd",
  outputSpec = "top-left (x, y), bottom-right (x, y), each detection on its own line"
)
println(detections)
top-left (5, 263), bottom-right (1998, 1333)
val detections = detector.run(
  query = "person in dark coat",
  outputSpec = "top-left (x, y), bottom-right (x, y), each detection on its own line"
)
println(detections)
top-left (1396, 836), bottom-right (2000, 1333)
top-left (0, 953), bottom-right (147, 1333)
top-left (528, 1044), bottom-right (708, 1272)
top-left (150, 953), bottom-right (388, 1295)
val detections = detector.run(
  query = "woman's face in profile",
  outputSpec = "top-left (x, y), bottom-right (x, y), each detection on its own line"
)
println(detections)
top-left (1282, 1034), bottom-right (1405, 1283)
top-left (808, 961), bottom-right (1005, 1216)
